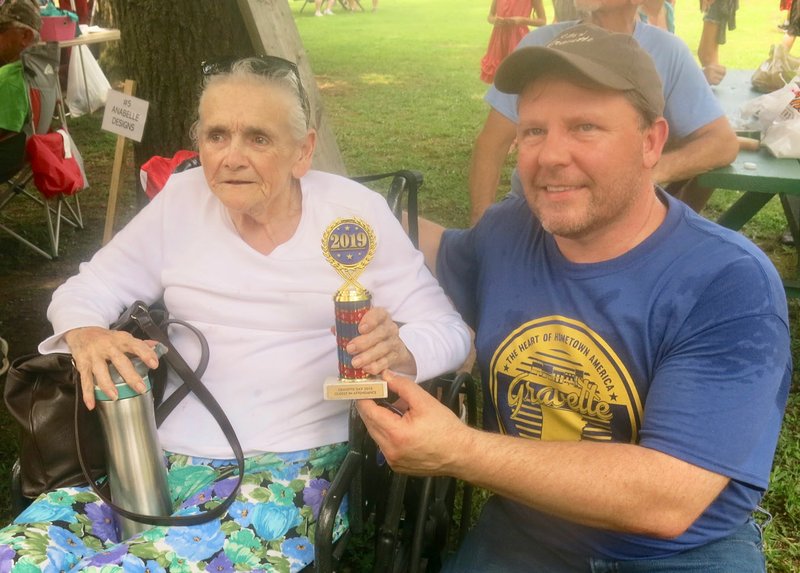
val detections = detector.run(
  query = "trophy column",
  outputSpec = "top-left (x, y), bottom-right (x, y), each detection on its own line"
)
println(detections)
top-left (322, 218), bottom-right (388, 400)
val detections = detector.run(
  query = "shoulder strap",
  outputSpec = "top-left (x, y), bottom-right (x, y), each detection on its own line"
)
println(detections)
top-left (76, 302), bottom-right (245, 527)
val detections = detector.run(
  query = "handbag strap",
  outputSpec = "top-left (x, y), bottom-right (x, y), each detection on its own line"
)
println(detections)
top-left (76, 302), bottom-right (245, 527)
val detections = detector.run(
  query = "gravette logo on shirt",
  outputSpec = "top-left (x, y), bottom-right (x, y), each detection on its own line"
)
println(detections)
top-left (489, 316), bottom-right (643, 443)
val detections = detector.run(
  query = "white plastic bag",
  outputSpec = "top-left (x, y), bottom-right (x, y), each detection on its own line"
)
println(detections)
top-left (65, 44), bottom-right (111, 117)
top-left (763, 119), bottom-right (800, 158)
top-left (733, 76), bottom-right (800, 133)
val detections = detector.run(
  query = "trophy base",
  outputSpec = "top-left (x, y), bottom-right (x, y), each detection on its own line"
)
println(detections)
top-left (323, 377), bottom-right (388, 400)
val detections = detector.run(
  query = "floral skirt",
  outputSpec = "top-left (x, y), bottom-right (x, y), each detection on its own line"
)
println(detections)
top-left (0, 443), bottom-right (349, 572)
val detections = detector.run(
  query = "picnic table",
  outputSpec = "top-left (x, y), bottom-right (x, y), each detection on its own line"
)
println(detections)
top-left (697, 69), bottom-right (800, 297)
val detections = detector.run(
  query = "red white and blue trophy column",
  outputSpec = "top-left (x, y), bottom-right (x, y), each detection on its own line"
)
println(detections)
top-left (322, 218), bottom-right (388, 400)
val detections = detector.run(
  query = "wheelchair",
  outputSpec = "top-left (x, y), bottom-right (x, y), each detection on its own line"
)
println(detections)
top-left (314, 371), bottom-right (478, 573)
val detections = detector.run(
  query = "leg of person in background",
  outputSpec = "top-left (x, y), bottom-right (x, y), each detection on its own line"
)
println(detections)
top-left (780, 0), bottom-right (792, 30)
top-left (372, 0), bottom-right (378, 12)
top-left (781, 196), bottom-right (800, 245)
top-left (0, 336), bottom-right (8, 377)
top-left (698, 19), bottom-right (724, 84)
top-left (315, 0), bottom-right (335, 16)
top-left (698, 0), bottom-right (737, 86)
top-left (783, 0), bottom-right (800, 50)
top-left (668, 179), bottom-right (716, 213)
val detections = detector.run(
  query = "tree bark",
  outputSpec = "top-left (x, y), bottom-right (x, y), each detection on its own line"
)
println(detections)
top-left (104, 0), bottom-right (344, 174)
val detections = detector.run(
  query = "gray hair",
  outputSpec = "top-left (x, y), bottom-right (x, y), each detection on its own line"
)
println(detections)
top-left (191, 56), bottom-right (311, 145)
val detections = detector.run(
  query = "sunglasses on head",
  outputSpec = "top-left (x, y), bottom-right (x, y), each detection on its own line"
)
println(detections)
top-left (200, 54), bottom-right (300, 79)
top-left (200, 55), bottom-right (310, 120)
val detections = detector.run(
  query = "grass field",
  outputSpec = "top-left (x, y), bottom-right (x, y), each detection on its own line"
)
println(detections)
top-left (292, 1), bottom-right (800, 570)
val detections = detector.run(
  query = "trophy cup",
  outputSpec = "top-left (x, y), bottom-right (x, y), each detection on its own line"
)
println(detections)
top-left (322, 217), bottom-right (388, 400)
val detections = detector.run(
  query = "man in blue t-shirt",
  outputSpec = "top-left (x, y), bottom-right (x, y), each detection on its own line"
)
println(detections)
top-left (468, 0), bottom-right (739, 223)
top-left (357, 24), bottom-right (790, 572)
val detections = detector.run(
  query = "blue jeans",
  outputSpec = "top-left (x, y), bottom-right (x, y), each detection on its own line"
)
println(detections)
top-left (442, 502), bottom-right (765, 573)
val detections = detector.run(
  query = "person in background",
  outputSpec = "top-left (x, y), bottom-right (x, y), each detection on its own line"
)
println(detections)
top-left (346, 0), bottom-right (379, 12)
top-left (315, 0), bottom-right (336, 16)
top-left (697, 0), bottom-right (738, 85)
top-left (783, 0), bottom-right (800, 51)
top-left (0, 56), bottom-right (470, 572)
top-left (467, 0), bottom-right (738, 224)
top-left (358, 25), bottom-right (791, 572)
top-left (58, 0), bottom-right (92, 23)
top-left (638, 0), bottom-right (675, 32)
top-left (780, 0), bottom-right (792, 30)
top-left (0, 0), bottom-right (41, 180)
top-left (480, 0), bottom-right (546, 83)
top-left (552, 0), bottom-right (580, 22)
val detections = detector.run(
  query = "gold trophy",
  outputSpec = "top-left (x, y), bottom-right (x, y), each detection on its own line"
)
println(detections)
top-left (322, 218), bottom-right (388, 400)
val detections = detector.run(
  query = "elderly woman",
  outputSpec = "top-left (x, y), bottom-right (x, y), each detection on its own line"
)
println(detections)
top-left (0, 56), bottom-right (470, 572)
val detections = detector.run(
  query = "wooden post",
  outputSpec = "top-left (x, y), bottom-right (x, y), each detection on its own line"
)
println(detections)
top-left (236, 0), bottom-right (347, 175)
top-left (102, 79), bottom-right (135, 245)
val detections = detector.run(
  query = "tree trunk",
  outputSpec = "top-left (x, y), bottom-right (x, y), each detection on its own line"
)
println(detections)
top-left (104, 0), bottom-right (344, 174)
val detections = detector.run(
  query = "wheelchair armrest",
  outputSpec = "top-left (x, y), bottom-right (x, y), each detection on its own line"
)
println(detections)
top-left (350, 170), bottom-right (423, 248)
top-left (426, 371), bottom-right (477, 424)
top-left (315, 403), bottom-right (372, 573)
top-left (315, 448), bottom-right (363, 573)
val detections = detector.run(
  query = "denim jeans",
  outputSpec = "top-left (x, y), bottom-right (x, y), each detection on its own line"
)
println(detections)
top-left (442, 501), bottom-right (765, 573)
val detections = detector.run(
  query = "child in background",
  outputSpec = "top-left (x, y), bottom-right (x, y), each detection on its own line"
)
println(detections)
top-left (480, 0), bottom-right (545, 83)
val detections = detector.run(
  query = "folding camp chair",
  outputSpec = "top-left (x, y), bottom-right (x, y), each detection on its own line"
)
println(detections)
top-left (299, 0), bottom-right (363, 13)
top-left (0, 43), bottom-right (86, 260)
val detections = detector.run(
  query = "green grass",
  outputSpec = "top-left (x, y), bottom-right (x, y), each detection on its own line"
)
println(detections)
top-left (293, 1), bottom-right (800, 570)
top-left (294, 0), bottom-right (790, 226)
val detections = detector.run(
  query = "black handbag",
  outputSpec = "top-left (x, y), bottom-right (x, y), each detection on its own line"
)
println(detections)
top-left (4, 352), bottom-right (103, 497)
top-left (3, 301), bottom-right (244, 528)
top-left (2, 301), bottom-right (167, 498)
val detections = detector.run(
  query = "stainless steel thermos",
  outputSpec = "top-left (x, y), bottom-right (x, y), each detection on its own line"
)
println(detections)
top-left (95, 344), bottom-right (171, 539)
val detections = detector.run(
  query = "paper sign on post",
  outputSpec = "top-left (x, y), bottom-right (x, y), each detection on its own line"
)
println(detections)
top-left (101, 89), bottom-right (149, 142)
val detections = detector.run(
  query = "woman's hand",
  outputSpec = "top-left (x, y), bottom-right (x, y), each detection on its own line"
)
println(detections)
top-left (64, 327), bottom-right (161, 410)
top-left (347, 307), bottom-right (417, 377)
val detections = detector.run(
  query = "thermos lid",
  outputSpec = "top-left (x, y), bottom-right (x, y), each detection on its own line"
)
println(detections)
top-left (94, 343), bottom-right (167, 401)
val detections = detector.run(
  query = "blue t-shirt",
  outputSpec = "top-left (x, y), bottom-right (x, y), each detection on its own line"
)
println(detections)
top-left (437, 192), bottom-right (791, 559)
top-left (486, 21), bottom-right (724, 196)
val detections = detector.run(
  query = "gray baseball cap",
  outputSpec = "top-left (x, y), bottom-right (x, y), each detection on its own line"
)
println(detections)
top-left (495, 24), bottom-right (665, 118)
top-left (0, 0), bottom-right (42, 32)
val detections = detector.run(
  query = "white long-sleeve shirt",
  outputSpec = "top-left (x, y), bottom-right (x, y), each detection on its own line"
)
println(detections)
top-left (40, 169), bottom-right (470, 458)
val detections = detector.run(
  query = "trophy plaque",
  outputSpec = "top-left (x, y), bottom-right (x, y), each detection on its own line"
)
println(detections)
top-left (322, 218), bottom-right (388, 400)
